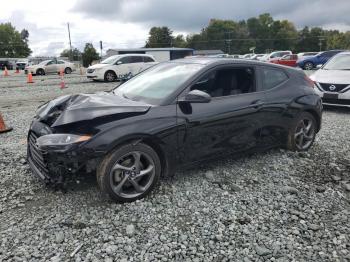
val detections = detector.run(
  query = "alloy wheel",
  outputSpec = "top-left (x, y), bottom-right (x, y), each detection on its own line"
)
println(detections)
top-left (109, 151), bottom-right (155, 199)
top-left (304, 62), bottom-right (313, 70)
top-left (294, 118), bottom-right (315, 150)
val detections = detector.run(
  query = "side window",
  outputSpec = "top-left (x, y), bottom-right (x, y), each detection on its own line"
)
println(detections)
top-left (261, 67), bottom-right (288, 91)
top-left (192, 67), bottom-right (255, 98)
top-left (46, 61), bottom-right (55, 65)
top-left (118, 56), bottom-right (132, 64)
top-left (130, 56), bottom-right (143, 63)
top-left (144, 56), bottom-right (154, 63)
top-left (57, 60), bottom-right (65, 64)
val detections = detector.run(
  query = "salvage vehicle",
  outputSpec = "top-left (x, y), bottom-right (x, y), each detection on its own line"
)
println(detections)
top-left (27, 58), bottom-right (322, 202)
top-left (86, 54), bottom-right (157, 82)
top-left (25, 59), bottom-right (75, 75)
top-left (310, 52), bottom-right (350, 107)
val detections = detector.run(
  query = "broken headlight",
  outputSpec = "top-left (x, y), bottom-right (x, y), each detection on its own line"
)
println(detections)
top-left (37, 134), bottom-right (91, 148)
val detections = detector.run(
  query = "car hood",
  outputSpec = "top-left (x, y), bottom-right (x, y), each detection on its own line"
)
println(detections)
top-left (88, 64), bottom-right (110, 69)
top-left (36, 92), bottom-right (151, 127)
top-left (310, 69), bottom-right (350, 84)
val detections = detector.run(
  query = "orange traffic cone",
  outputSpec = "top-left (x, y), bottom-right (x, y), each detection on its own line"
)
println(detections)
top-left (0, 113), bottom-right (13, 134)
top-left (59, 69), bottom-right (66, 89)
top-left (59, 68), bottom-right (64, 77)
top-left (4, 67), bottom-right (9, 76)
top-left (27, 72), bottom-right (34, 83)
top-left (60, 79), bottom-right (66, 89)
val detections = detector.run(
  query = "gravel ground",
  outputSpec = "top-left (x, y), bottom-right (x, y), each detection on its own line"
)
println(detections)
top-left (0, 71), bottom-right (349, 262)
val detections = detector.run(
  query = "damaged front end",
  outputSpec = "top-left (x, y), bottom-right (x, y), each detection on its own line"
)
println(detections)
top-left (27, 92), bottom-right (150, 188)
top-left (27, 121), bottom-right (102, 188)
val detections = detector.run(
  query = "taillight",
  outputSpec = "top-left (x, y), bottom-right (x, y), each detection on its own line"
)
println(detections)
top-left (304, 75), bottom-right (315, 89)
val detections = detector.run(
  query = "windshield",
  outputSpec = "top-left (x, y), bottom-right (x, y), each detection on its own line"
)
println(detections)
top-left (323, 54), bottom-right (350, 70)
top-left (114, 62), bottom-right (205, 105)
top-left (101, 55), bottom-right (121, 64)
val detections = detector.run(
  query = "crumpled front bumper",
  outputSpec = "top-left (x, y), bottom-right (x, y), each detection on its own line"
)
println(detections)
top-left (27, 120), bottom-right (103, 185)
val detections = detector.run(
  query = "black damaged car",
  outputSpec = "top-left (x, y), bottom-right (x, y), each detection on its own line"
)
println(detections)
top-left (27, 58), bottom-right (322, 202)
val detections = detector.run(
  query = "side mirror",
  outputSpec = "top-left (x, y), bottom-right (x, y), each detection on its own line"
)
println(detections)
top-left (116, 61), bottom-right (122, 65)
top-left (179, 90), bottom-right (211, 104)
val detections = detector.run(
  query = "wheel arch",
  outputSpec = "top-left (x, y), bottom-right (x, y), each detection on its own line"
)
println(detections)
top-left (102, 134), bottom-right (171, 178)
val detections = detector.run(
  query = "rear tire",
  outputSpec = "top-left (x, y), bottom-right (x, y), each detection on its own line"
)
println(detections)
top-left (303, 62), bottom-right (314, 70)
top-left (104, 71), bottom-right (117, 82)
top-left (97, 142), bottom-right (161, 203)
top-left (287, 112), bottom-right (316, 151)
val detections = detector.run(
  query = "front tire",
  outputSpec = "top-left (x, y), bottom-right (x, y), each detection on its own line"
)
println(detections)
top-left (97, 143), bottom-right (161, 203)
top-left (104, 71), bottom-right (117, 82)
top-left (287, 112), bottom-right (316, 151)
top-left (36, 69), bottom-right (45, 75)
top-left (65, 67), bottom-right (72, 74)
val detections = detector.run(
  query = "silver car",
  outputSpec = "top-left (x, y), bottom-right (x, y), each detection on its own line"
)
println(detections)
top-left (310, 52), bottom-right (350, 107)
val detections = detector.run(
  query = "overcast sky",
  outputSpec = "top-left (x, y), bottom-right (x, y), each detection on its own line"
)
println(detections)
top-left (1, 0), bottom-right (350, 56)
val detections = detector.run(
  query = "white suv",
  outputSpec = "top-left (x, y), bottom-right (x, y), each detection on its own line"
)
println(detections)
top-left (86, 54), bottom-right (157, 82)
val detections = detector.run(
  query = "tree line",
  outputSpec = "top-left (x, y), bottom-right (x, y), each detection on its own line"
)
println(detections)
top-left (145, 13), bottom-right (350, 54)
top-left (2, 13), bottom-right (350, 61)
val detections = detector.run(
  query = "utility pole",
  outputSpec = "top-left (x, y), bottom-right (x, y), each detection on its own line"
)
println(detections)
top-left (67, 23), bottom-right (73, 61)
top-left (100, 41), bottom-right (103, 60)
top-left (318, 37), bottom-right (325, 52)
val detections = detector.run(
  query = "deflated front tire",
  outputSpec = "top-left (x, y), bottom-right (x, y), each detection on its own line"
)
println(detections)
top-left (97, 142), bottom-right (161, 203)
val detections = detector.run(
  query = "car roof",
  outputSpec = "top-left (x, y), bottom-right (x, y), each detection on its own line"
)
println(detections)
top-left (168, 57), bottom-right (284, 68)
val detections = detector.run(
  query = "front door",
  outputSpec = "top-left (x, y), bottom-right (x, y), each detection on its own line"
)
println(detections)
top-left (45, 60), bottom-right (57, 73)
top-left (176, 65), bottom-right (265, 164)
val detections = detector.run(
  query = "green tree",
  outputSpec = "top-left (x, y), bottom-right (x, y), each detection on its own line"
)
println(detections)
top-left (145, 27), bottom-right (173, 47)
top-left (82, 43), bottom-right (99, 67)
top-left (0, 23), bottom-right (31, 57)
top-left (60, 47), bottom-right (82, 61)
top-left (173, 34), bottom-right (187, 48)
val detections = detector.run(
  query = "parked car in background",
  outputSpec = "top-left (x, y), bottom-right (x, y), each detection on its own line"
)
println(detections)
top-left (270, 54), bottom-right (298, 67)
top-left (250, 54), bottom-right (265, 60)
top-left (297, 50), bottom-right (346, 70)
top-left (0, 60), bottom-right (14, 70)
top-left (27, 58), bottom-right (322, 202)
top-left (242, 53), bottom-right (255, 59)
top-left (260, 51), bottom-right (292, 62)
top-left (16, 59), bottom-right (29, 70)
top-left (310, 52), bottom-right (350, 107)
top-left (86, 54), bottom-right (157, 82)
top-left (297, 52), bottom-right (319, 58)
top-left (25, 60), bottom-right (75, 75)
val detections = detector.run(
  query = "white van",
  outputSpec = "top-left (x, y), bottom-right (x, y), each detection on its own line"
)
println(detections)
top-left (86, 54), bottom-right (157, 82)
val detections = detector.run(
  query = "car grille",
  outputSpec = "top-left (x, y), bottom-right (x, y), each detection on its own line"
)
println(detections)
top-left (28, 132), bottom-right (49, 175)
top-left (319, 83), bottom-right (349, 92)
top-left (322, 98), bottom-right (350, 106)
top-left (87, 69), bottom-right (95, 73)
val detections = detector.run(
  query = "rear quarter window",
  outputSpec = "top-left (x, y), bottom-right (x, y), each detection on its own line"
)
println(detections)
top-left (261, 67), bottom-right (288, 91)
